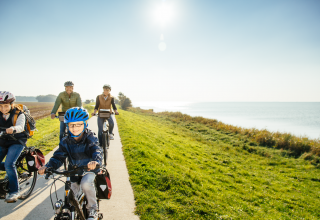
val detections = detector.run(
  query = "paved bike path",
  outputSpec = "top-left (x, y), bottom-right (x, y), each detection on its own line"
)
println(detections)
top-left (0, 116), bottom-right (139, 220)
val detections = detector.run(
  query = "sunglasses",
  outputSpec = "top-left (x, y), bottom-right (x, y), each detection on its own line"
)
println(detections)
top-left (68, 123), bottom-right (84, 128)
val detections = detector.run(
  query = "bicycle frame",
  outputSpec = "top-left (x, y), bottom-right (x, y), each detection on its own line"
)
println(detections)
top-left (0, 130), bottom-right (38, 200)
top-left (45, 165), bottom-right (102, 220)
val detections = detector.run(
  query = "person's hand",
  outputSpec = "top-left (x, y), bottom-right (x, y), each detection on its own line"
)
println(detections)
top-left (51, 114), bottom-right (56, 119)
top-left (115, 110), bottom-right (119, 115)
top-left (87, 161), bottom-right (98, 171)
top-left (38, 166), bottom-right (47, 175)
top-left (91, 113), bottom-right (95, 116)
top-left (6, 127), bottom-right (14, 134)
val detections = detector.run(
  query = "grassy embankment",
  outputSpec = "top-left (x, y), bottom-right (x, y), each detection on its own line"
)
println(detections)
top-left (117, 108), bottom-right (320, 219)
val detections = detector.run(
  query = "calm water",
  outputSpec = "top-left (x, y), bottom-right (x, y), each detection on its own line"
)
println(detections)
top-left (134, 102), bottom-right (320, 139)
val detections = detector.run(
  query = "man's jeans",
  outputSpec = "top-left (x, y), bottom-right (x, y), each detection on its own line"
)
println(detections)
top-left (60, 121), bottom-right (67, 140)
top-left (97, 116), bottom-right (114, 145)
top-left (0, 144), bottom-right (24, 194)
top-left (71, 172), bottom-right (98, 211)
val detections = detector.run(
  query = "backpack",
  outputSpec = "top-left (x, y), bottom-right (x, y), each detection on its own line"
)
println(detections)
top-left (13, 104), bottom-right (36, 137)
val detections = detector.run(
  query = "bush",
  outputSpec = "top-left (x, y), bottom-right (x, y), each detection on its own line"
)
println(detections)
top-left (118, 92), bottom-right (132, 110)
top-left (36, 94), bottom-right (57, 102)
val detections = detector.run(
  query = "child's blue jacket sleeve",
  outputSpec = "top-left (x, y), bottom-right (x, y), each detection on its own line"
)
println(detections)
top-left (88, 138), bottom-right (103, 166)
top-left (46, 143), bottom-right (68, 170)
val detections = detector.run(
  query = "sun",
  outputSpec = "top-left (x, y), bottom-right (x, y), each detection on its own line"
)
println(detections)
top-left (155, 3), bottom-right (173, 26)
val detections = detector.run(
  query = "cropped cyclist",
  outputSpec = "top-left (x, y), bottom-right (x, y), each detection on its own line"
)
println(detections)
top-left (92, 84), bottom-right (118, 143)
top-left (39, 107), bottom-right (102, 220)
top-left (51, 81), bottom-right (82, 140)
top-left (0, 91), bottom-right (28, 203)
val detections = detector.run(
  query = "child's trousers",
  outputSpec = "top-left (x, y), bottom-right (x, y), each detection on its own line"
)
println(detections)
top-left (71, 172), bottom-right (98, 211)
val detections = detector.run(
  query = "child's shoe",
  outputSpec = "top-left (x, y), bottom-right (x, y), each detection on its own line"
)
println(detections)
top-left (5, 193), bottom-right (20, 203)
top-left (87, 209), bottom-right (98, 220)
top-left (109, 134), bottom-right (114, 140)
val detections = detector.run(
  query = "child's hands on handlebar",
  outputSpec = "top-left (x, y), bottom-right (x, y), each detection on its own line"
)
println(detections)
top-left (87, 161), bottom-right (99, 170)
top-left (38, 165), bottom-right (47, 175)
top-left (6, 127), bottom-right (14, 134)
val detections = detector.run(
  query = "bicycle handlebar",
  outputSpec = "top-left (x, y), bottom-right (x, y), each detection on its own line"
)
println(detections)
top-left (44, 164), bottom-right (101, 179)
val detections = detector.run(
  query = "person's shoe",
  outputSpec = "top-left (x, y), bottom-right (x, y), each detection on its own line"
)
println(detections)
top-left (109, 134), bottom-right (114, 140)
top-left (5, 193), bottom-right (20, 203)
top-left (87, 209), bottom-right (98, 220)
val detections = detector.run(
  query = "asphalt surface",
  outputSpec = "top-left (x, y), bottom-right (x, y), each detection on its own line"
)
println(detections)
top-left (0, 115), bottom-right (139, 220)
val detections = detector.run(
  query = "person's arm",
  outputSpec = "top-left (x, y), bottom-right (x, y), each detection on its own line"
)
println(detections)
top-left (10, 114), bottom-right (26, 133)
top-left (45, 143), bottom-right (68, 170)
top-left (92, 96), bottom-right (100, 115)
top-left (94, 96), bottom-right (99, 111)
top-left (111, 98), bottom-right (117, 110)
top-left (51, 93), bottom-right (62, 114)
top-left (89, 137), bottom-right (103, 166)
top-left (76, 93), bottom-right (82, 107)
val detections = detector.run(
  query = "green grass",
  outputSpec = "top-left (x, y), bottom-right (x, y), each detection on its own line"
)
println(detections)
top-left (117, 109), bottom-right (320, 220)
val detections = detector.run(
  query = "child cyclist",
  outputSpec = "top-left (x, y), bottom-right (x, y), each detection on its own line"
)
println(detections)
top-left (0, 91), bottom-right (28, 203)
top-left (39, 107), bottom-right (102, 220)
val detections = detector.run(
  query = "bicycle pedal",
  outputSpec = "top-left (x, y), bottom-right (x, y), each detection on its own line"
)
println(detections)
top-left (98, 213), bottom-right (103, 219)
top-left (20, 172), bottom-right (29, 179)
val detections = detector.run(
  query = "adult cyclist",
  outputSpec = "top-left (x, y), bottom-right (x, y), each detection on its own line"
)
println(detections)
top-left (51, 81), bottom-right (82, 140)
top-left (0, 91), bottom-right (28, 202)
top-left (92, 84), bottom-right (118, 144)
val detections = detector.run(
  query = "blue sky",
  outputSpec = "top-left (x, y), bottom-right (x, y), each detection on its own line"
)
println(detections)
top-left (0, 0), bottom-right (319, 102)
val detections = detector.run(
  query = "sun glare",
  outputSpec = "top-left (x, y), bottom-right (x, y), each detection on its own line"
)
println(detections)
top-left (155, 3), bottom-right (173, 26)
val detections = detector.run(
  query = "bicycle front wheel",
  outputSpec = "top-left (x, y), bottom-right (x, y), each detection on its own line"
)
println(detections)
top-left (69, 190), bottom-right (86, 220)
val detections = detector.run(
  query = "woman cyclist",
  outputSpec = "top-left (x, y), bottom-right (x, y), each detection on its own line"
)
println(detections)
top-left (0, 91), bottom-right (28, 203)
top-left (51, 81), bottom-right (82, 140)
top-left (92, 84), bottom-right (118, 143)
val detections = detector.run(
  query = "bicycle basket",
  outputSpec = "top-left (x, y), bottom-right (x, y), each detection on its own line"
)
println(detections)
top-left (95, 168), bottom-right (112, 199)
top-left (98, 109), bottom-right (111, 119)
top-left (58, 112), bottom-right (65, 122)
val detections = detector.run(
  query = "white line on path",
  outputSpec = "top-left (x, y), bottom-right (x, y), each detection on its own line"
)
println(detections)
top-left (0, 115), bottom-right (139, 220)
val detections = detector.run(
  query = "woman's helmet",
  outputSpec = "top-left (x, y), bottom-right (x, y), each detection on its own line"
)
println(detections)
top-left (64, 107), bottom-right (89, 123)
top-left (103, 84), bottom-right (111, 90)
top-left (64, 81), bottom-right (74, 87)
top-left (0, 91), bottom-right (15, 104)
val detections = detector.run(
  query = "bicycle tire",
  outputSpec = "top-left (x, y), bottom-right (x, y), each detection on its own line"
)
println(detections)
top-left (69, 190), bottom-right (86, 220)
top-left (64, 158), bottom-right (68, 170)
top-left (101, 133), bottom-right (108, 166)
top-left (18, 170), bottom-right (37, 200)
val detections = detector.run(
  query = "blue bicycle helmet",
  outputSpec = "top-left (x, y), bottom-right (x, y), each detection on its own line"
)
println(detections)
top-left (64, 107), bottom-right (89, 137)
top-left (64, 107), bottom-right (89, 123)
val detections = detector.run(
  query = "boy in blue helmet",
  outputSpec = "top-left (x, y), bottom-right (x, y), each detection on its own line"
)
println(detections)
top-left (39, 107), bottom-right (102, 220)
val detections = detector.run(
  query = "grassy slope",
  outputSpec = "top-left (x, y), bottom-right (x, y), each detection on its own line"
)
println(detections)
top-left (117, 109), bottom-right (320, 220)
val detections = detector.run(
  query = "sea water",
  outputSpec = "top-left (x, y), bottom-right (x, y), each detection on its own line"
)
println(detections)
top-left (134, 102), bottom-right (320, 139)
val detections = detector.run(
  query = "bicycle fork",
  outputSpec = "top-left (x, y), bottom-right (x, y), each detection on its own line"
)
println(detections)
top-left (54, 177), bottom-right (76, 220)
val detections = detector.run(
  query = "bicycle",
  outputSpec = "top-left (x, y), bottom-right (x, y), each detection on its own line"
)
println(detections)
top-left (44, 164), bottom-right (103, 220)
top-left (93, 109), bottom-right (119, 166)
top-left (0, 130), bottom-right (38, 201)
